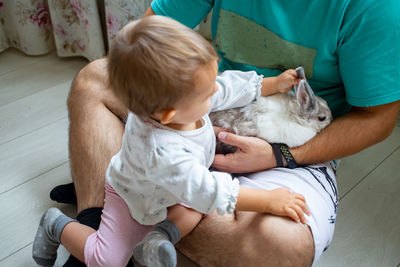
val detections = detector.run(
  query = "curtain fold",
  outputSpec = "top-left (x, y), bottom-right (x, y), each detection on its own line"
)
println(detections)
top-left (0, 0), bottom-right (55, 56)
top-left (0, 0), bottom-right (151, 61)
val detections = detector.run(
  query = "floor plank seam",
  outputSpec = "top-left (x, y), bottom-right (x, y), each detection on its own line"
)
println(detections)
top-left (0, 160), bottom-right (70, 196)
top-left (0, 242), bottom-right (32, 262)
top-left (339, 145), bottom-right (400, 201)
top-left (0, 115), bottom-right (68, 146)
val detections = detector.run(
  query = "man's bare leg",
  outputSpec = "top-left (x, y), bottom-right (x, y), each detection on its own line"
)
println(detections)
top-left (177, 211), bottom-right (314, 267)
top-left (67, 58), bottom-right (127, 213)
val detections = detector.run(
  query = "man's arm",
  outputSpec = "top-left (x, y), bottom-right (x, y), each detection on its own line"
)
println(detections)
top-left (212, 101), bottom-right (400, 173)
top-left (291, 101), bottom-right (400, 165)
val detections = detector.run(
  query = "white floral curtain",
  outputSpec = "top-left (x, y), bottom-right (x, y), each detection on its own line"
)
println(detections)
top-left (0, 0), bottom-right (152, 61)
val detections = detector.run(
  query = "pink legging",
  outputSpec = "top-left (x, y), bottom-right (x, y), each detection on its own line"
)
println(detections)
top-left (84, 183), bottom-right (153, 267)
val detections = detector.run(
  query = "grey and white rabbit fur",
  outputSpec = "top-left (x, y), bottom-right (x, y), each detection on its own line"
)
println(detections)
top-left (210, 67), bottom-right (332, 153)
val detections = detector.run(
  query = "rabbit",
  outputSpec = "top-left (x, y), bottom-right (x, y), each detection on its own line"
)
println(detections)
top-left (210, 67), bottom-right (332, 154)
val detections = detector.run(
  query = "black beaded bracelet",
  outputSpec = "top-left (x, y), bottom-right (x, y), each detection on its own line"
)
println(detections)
top-left (278, 143), bottom-right (298, 169)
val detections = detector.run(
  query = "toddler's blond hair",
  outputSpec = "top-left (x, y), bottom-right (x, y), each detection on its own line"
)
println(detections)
top-left (107, 15), bottom-right (218, 116)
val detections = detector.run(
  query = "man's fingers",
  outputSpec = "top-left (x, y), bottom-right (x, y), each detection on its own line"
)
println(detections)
top-left (212, 154), bottom-right (228, 167)
top-left (213, 126), bottom-right (234, 136)
top-left (218, 132), bottom-right (248, 150)
top-left (212, 153), bottom-right (237, 172)
top-left (213, 126), bottom-right (224, 136)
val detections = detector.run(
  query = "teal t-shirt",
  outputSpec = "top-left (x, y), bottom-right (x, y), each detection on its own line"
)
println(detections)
top-left (151, 0), bottom-right (400, 118)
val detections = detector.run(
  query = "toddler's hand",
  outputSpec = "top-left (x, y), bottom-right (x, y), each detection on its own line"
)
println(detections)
top-left (276, 69), bottom-right (300, 94)
top-left (265, 188), bottom-right (310, 223)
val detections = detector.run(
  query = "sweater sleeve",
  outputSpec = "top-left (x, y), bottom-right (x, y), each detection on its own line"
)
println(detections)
top-left (209, 70), bottom-right (263, 113)
top-left (146, 144), bottom-right (240, 215)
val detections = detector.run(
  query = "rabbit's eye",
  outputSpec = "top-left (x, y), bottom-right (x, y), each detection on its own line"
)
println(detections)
top-left (318, 116), bottom-right (326, 121)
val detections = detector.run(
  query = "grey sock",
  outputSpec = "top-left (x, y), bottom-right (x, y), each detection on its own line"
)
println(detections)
top-left (133, 219), bottom-right (181, 267)
top-left (32, 207), bottom-right (76, 266)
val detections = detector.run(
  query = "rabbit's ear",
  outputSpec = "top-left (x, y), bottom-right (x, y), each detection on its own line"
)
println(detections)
top-left (295, 66), bottom-right (306, 80)
top-left (294, 66), bottom-right (306, 94)
top-left (296, 79), bottom-right (317, 116)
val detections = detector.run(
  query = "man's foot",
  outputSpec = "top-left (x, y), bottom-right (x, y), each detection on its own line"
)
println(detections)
top-left (49, 183), bottom-right (77, 204)
top-left (32, 208), bottom-right (75, 266)
top-left (133, 231), bottom-right (177, 267)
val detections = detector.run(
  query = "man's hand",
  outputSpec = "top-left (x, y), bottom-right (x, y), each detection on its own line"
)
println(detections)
top-left (213, 126), bottom-right (233, 136)
top-left (212, 131), bottom-right (277, 173)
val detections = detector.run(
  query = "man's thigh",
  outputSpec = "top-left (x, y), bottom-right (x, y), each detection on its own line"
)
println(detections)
top-left (177, 162), bottom-right (338, 266)
top-left (177, 211), bottom-right (314, 267)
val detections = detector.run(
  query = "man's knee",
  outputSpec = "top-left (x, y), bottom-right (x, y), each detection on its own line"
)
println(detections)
top-left (67, 58), bottom-right (127, 121)
top-left (67, 58), bottom-right (108, 110)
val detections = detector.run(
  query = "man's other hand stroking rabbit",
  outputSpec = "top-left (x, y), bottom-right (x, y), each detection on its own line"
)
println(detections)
top-left (210, 67), bottom-right (332, 153)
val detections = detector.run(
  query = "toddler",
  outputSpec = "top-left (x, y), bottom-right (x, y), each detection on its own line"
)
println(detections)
top-left (32, 15), bottom-right (309, 267)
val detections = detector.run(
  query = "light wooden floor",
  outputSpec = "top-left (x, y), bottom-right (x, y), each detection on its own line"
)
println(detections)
top-left (0, 48), bottom-right (399, 267)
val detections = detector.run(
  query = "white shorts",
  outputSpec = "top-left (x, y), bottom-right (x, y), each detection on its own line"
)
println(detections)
top-left (236, 161), bottom-right (338, 265)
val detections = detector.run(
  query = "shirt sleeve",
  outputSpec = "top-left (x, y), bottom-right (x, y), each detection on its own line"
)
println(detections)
top-left (151, 0), bottom-right (213, 29)
top-left (338, 0), bottom-right (400, 107)
top-left (146, 145), bottom-right (240, 215)
top-left (209, 70), bottom-right (263, 112)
